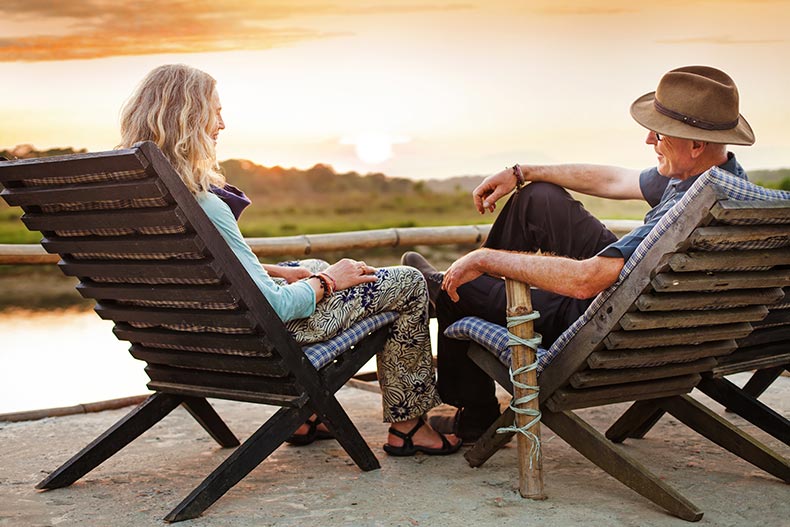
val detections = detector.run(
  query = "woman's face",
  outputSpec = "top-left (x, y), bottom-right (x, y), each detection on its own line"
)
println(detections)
top-left (210, 91), bottom-right (225, 144)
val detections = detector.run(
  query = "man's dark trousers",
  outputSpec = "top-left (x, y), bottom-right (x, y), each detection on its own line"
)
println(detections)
top-left (435, 182), bottom-right (619, 415)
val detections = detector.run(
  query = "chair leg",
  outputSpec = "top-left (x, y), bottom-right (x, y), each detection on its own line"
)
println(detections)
top-left (659, 394), bottom-right (790, 482)
top-left (315, 395), bottom-right (380, 472)
top-left (464, 408), bottom-right (516, 468)
top-left (739, 366), bottom-right (784, 399)
top-left (542, 409), bottom-right (704, 522)
top-left (180, 396), bottom-right (240, 448)
top-left (697, 376), bottom-right (789, 446)
top-left (164, 405), bottom-right (312, 522)
top-left (606, 400), bottom-right (666, 443)
top-left (37, 392), bottom-right (183, 490)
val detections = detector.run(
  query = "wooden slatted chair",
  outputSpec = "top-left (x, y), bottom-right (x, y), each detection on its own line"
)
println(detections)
top-left (444, 167), bottom-right (790, 522)
top-left (608, 286), bottom-right (789, 447)
top-left (0, 141), bottom-right (398, 522)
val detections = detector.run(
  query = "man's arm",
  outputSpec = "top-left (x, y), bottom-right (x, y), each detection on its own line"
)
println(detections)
top-left (442, 248), bottom-right (624, 301)
top-left (474, 164), bottom-right (643, 214)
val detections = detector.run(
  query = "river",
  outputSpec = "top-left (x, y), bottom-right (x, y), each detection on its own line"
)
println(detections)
top-left (0, 309), bottom-right (431, 415)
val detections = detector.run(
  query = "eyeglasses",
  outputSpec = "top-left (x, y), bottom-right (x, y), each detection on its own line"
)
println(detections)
top-left (653, 131), bottom-right (664, 142)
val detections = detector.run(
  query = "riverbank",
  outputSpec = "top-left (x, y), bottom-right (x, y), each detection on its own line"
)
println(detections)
top-left (1, 373), bottom-right (787, 527)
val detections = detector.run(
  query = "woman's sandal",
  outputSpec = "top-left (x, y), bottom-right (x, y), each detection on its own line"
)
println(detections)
top-left (286, 416), bottom-right (334, 446)
top-left (383, 418), bottom-right (462, 456)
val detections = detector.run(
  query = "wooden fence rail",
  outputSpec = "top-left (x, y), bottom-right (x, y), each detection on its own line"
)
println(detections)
top-left (0, 220), bottom-right (641, 265)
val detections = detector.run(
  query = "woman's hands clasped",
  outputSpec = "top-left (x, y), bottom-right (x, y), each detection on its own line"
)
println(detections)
top-left (324, 258), bottom-right (377, 291)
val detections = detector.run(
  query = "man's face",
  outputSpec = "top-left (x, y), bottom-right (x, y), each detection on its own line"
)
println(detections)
top-left (646, 131), bottom-right (698, 180)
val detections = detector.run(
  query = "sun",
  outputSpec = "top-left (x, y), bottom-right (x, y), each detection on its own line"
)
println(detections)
top-left (342, 133), bottom-right (408, 165)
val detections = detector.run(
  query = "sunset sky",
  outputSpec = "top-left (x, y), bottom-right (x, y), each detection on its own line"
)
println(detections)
top-left (1, 0), bottom-right (788, 180)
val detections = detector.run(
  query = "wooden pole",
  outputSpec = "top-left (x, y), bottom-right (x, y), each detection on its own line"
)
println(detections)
top-left (505, 278), bottom-right (546, 500)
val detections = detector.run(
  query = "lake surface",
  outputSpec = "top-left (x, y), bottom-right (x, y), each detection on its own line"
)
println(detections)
top-left (0, 309), bottom-right (435, 414)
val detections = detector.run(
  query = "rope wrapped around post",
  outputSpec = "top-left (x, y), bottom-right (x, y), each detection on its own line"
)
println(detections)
top-left (497, 279), bottom-right (546, 499)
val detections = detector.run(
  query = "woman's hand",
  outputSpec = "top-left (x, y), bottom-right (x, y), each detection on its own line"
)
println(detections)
top-left (266, 265), bottom-right (312, 283)
top-left (472, 167), bottom-right (518, 214)
top-left (323, 258), bottom-right (378, 291)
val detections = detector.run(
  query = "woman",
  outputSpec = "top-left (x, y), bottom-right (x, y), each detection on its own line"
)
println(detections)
top-left (118, 64), bottom-right (459, 456)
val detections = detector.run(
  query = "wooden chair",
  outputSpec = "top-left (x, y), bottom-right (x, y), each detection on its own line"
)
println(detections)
top-left (0, 142), bottom-right (397, 522)
top-left (444, 167), bottom-right (790, 521)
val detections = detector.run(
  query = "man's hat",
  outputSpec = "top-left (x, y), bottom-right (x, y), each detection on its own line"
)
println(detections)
top-left (630, 65), bottom-right (755, 145)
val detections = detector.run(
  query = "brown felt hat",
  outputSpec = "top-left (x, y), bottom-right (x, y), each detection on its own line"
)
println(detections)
top-left (630, 65), bottom-right (755, 145)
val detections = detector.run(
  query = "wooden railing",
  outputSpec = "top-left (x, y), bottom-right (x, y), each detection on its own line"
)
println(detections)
top-left (0, 220), bottom-right (641, 265)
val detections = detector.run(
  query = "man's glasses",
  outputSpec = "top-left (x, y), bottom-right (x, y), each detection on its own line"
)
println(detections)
top-left (653, 131), bottom-right (664, 141)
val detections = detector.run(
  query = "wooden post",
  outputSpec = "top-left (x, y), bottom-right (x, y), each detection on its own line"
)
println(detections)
top-left (505, 278), bottom-right (547, 500)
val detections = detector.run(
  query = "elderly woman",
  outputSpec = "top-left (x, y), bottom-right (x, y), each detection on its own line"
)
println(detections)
top-left (118, 64), bottom-right (459, 456)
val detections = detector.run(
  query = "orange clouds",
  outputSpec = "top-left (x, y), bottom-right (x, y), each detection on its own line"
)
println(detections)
top-left (0, 1), bottom-right (471, 62)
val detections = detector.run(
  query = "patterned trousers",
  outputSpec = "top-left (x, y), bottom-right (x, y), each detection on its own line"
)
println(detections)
top-left (278, 260), bottom-right (442, 423)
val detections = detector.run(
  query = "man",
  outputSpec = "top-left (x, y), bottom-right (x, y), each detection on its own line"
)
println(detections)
top-left (403, 65), bottom-right (755, 442)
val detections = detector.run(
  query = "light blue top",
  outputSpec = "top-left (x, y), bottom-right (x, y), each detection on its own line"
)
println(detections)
top-left (197, 191), bottom-right (316, 322)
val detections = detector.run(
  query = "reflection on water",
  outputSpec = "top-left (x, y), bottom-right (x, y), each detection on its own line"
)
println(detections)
top-left (0, 309), bottom-right (437, 415)
top-left (0, 309), bottom-right (149, 414)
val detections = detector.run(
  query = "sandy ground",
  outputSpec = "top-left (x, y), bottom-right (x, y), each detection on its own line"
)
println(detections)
top-left (0, 373), bottom-right (787, 527)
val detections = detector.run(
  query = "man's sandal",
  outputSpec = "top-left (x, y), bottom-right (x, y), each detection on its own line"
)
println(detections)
top-left (383, 419), bottom-right (462, 456)
top-left (286, 416), bottom-right (334, 446)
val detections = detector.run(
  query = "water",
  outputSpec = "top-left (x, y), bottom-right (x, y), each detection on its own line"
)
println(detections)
top-left (0, 309), bottom-right (438, 415)
top-left (0, 309), bottom-right (149, 414)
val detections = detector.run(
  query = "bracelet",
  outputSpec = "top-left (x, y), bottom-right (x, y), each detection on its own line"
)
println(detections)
top-left (511, 164), bottom-right (526, 190)
top-left (308, 274), bottom-right (331, 297)
top-left (318, 272), bottom-right (336, 295)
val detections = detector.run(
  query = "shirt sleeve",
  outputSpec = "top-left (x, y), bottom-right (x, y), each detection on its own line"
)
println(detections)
top-left (197, 192), bottom-right (316, 322)
top-left (639, 167), bottom-right (669, 208)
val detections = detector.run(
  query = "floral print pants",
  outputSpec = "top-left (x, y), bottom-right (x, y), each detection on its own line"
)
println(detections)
top-left (278, 260), bottom-right (442, 423)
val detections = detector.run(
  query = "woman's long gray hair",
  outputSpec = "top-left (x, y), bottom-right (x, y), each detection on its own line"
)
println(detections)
top-left (119, 64), bottom-right (225, 194)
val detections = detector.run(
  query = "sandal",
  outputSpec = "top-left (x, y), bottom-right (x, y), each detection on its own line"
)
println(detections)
top-left (383, 419), bottom-right (462, 456)
top-left (286, 416), bottom-right (334, 446)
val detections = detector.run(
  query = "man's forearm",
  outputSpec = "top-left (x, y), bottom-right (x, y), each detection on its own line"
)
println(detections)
top-left (524, 164), bottom-right (642, 200)
top-left (466, 248), bottom-right (623, 299)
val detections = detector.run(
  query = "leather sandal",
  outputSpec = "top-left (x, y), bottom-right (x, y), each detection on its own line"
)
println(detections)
top-left (383, 418), bottom-right (462, 456)
top-left (286, 416), bottom-right (334, 446)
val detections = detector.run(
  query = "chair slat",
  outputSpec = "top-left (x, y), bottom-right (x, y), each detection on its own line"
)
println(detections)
top-left (96, 304), bottom-right (253, 329)
top-left (604, 322), bottom-right (753, 349)
top-left (736, 325), bottom-right (790, 347)
top-left (78, 283), bottom-right (236, 304)
top-left (60, 259), bottom-right (220, 281)
top-left (0, 178), bottom-right (166, 206)
top-left (689, 225), bottom-right (790, 249)
top-left (711, 199), bottom-right (790, 222)
top-left (130, 345), bottom-right (288, 377)
top-left (652, 269), bottom-right (790, 292)
top-left (144, 365), bottom-right (301, 396)
top-left (668, 248), bottom-right (790, 272)
top-left (547, 374), bottom-right (700, 412)
top-left (21, 206), bottom-right (186, 232)
top-left (113, 323), bottom-right (273, 356)
top-left (570, 358), bottom-right (716, 389)
top-left (712, 344), bottom-right (790, 377)
top-left (587, 340), bottom-right (737, 369)
top-left (0, 149), bottom-right (146, 183)
top-left (42, 234), bottom-right (205, 257)
top-left (619, 305), bottom-right (768, 331)
top-left (751, 308), bottom-right (790, 329)
top-left (635, 288), bottom-right (784, 312)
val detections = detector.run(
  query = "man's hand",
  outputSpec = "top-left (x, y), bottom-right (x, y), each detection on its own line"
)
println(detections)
top-left (442, 250), bottom-right (485, 302)
top-left (473, 167), bottom-right (517, 214)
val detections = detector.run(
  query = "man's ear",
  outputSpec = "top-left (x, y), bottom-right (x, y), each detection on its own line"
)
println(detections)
top-left (690, 140), bottom-right (707, 159)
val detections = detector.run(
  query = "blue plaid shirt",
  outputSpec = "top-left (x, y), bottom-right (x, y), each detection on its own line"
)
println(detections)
top-left (599, 153), bottom-right (746, 260)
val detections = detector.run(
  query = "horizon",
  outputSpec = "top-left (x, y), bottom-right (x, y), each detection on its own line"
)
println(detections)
top-left (1, 1), bottom-right (789, 180)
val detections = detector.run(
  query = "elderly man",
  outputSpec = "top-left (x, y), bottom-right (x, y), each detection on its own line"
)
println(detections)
top-left (403, 65), bottom-right (755, 442)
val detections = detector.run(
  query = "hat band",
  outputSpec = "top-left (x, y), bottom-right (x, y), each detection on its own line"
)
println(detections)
top-left (654, 100), bottom-right (739, 131)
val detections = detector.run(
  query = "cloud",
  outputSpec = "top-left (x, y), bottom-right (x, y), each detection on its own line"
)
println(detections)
top-left (0, 1), bottom-right (472, 62)
top-left (657, 36), bottom-right (786, 45)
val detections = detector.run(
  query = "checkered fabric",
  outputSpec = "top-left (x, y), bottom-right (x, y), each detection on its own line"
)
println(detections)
top-left (445, 167), bottom-right (790, 372)
top-left (302, 311), bottom-right (399, 369)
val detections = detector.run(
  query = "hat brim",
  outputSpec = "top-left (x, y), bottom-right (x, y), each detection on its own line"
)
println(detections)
top-left (630, 92), bottom-right (755, 145)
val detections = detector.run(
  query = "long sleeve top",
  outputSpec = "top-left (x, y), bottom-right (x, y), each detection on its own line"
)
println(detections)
top-left (197, 191), bottom-right (316, 322)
